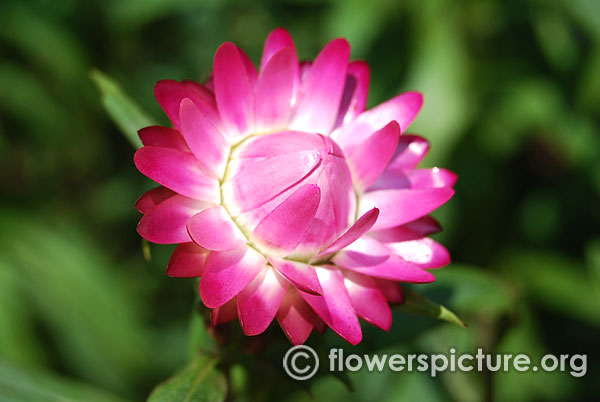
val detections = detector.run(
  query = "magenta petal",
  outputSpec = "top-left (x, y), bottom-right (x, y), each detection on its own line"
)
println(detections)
top-left (134, 146), bottom-right (219, 202)
top-left (138, 126), bottom-right (189, 151)
top-left (261, 27), bottom-right (296, 71)
top-left (268, 257), bottom-right (323, 295)
top-left (137, 195), bottom-right (208, 244)
top-left (237, 47), bottom-right (259, 87)
top-left (388, 135), bottom-right (430, 170)
top-left (347, 121), bottom-right (400, 191)
top-left (166, 243), bottom-right (208, 277)
top-left (251, 184), bottom-right (321, 254)
top-left (369, 216), bottom-right (442, 242)
top-left (179, 98), bottom-right (228, 177)
top-left (187, 206), bottom-right (246, 251)
top-left (290, 38), bottom-right (350, 134)
top-left (316, 208), bottom-right (379, 258)
top-left (343, 271), bottom-right (392, 330)
top-left (407, 168), bottom-right (458, 188)
top-left (199, 247), bottom-right (265, 308)
top-left (300, 265), bottom-right (362, 345)
top-left (388, 238), bottom-right (451, 269)
top-left (255, 47), bottom-right (297, 130)
top-left (135, 186), bottom-right (175, 214)
top-left (361, 187), bottom-right (455, 230)
top-left (332, 91), bottom-right (423, 149)
top-left (211, 298), bottom-right (238, 326)
top-left (277, 288), bottom-right (315, 345)
top-left (237, 267), bottom-right (289, 335)
top-left (154, 80), bottom-right (219, 130)
top-left (334, 251), bottom-right (436, 283)
top-left (213, 43), bottom-right (255, 136)
top-left (375, 279), bottom-right (404, 303)
top-left (335, 61), bottom-right (370, 128)
top-left (227, 150), bottom-right (321, 211)
top-left (238, 131), bottom-right (324, 158)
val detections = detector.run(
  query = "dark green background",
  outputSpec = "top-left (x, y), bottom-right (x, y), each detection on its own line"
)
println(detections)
top-left (0, 0), bottom-right (598, 401)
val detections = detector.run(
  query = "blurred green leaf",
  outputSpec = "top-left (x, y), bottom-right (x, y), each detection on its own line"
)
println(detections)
top-left (148, 353), bottom-right (227, 402)
top-left (0, 210), bottom-right (152, 392)
top-left (498, 250), bottom-right (600, 327)
top-left (395, 287), bottom-right (466, 328)
top-left (0, 358), bottom-right (127, 402)
top-left (432, 264), bottom-right (515, 317)
top-left (406, 0), bottom-right (472, 164)
top-left (90, 68), bottom-right (155, 148)
top-left (0, 263), bottom-right (46, 366)
top-left (0, 4), bottom-right (87, 86)
top-left (494, 307), bottom-right (576, 402)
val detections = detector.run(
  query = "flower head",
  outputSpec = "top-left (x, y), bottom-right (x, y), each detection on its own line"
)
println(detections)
top-left (134, 28), bottom-right (456, 345)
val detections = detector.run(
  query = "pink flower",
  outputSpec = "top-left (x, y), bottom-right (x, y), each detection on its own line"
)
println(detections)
top-left (134, 28), bottom-right (456, 345)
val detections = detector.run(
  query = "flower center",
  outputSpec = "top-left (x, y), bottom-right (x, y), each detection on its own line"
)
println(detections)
top-left (219, 131), bottom-right (355, 260)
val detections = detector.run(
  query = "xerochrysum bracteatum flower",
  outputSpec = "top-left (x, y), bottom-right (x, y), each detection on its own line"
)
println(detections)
top-left (134, 28), bottom-right (456, 345)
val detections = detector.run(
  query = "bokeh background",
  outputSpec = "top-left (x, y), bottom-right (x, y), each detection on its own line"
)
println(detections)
top-left (1, 0), bottom-right (599, 401)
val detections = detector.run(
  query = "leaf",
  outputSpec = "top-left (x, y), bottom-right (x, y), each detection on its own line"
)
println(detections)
top-left (0, 210), bottom-right (152, 392)
top-left (431, 264), bottom-right (515, 316)
top-left (394, 287), bottom-right (467, 328)
top-left (148, 353), bottom-right (227, 402)
top-left (0, 358), bottom-right (127, 402)
top-left (498, 249), bottom-right (600, 326)
top-left (89, 68), bottom-right (155, 148)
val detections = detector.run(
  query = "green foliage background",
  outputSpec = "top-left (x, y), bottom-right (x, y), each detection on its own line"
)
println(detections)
top-left (0, 0), bottom-right (598, 400)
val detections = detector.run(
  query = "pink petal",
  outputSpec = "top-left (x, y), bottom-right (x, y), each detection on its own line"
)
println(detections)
top-left (251, 184), bottom-right (321, 254)
top-left (375, 279), bottom-right (404, 303)
top-left (360, 187), bottom-right (455, 230)
top-left (199, 247), bottom-right (265, 308)
top-left (237, 47), bottom-right (259, 87)
top-left (368, 216), bottom-right (442, 242)
top-left (334, 250), bottom-right (436, 283)
top-left (237, 268), bottom-right (289, 335)
top-left (179, 98), bottom-right (228, 177)
top-left (299, 151), bottom-right (355, 251)
top-left (137, 195), bottom-right (208, 244)
top-left (388, 135), bottom-right (430, 170)
top-left (154, 80), bottom-right (219, 130)
top-left (166, 243), bottom-right (209, 277)
top-left (213, 43), bottom-right (255, 137)
top-left (343, 271), bottom-right (392, 330)
top-left (370, 167), bottom-right (457, 191)
top-left (346, 121), bottom-right (400, 191)
top-left (332, 92), bottom-right (423, 150)
top-left (138, 126), bottom-right (189, 151)
top-left (134, 146), bottom-right (219, 202)
top-left (135, 186), bottom-right (175, 214)
top-left (334, 60), bottom-right (370, 128)
top-left (313, 316), bottom-right (326, 333)
top-left (387, 238), bottom-right (451, 269)
top-left (211, 298), bottom-right (238, 326)
top-left (237, 131), bottom-right (324, 158)
top-left (181, 80), bottom-right (215, 100)
top-left (406, 168), bottom-right (458, 188)
top-left (315, 208), bottom-right (379, 258)
top-left (290, 38), bottom-right (350, 134)
top-left (300, 265), bottom-right (362, 345)
top-left (226, 151), bottom-right (321, 211)
top-left (186, 206), bottom-right (246, 251)
top-left (255, 47), bottom-right (297, 130)
top-left (261, 27), bottom-right (296, 71)
top-left (268, 257), bottom-right (323, 295)
top-left (276, 288), bottom-right (315, 345)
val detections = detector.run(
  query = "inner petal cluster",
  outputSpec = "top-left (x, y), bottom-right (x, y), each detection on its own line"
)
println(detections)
top-left (222, 131), bottom-right (355, 259)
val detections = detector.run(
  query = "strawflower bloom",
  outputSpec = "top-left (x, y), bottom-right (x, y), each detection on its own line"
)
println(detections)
top-left (134, 28), bottom-right (456, 345)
